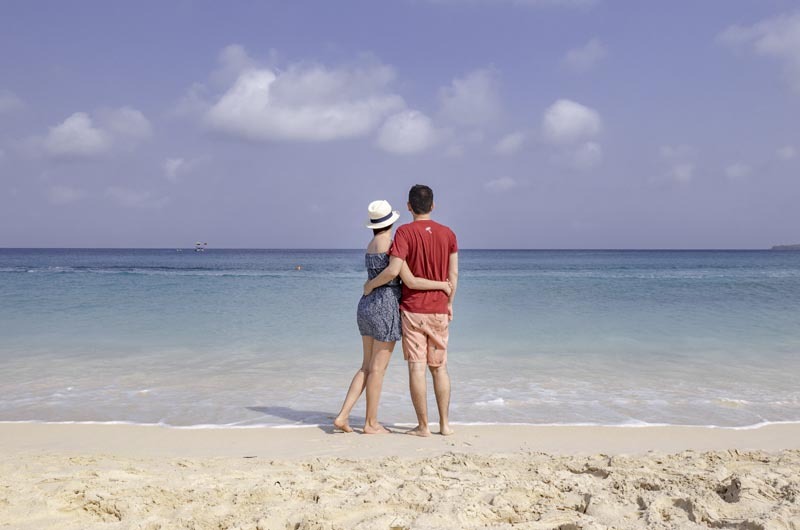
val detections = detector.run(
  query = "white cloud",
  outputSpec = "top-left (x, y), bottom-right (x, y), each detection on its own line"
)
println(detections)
top-left (725, 162), bottom-right (751, 179)
top-left (173, 45), bottom-right (271, 118)
top-left (42, 113), bottom-right (112, 158)
top-left (47, 185), bottom-right (86, 205)
top-left (439, 69), bottom-right (502, 126)
top-left (542, 99), bottom-right (601, 145)
top-left (204, 61), bottom-right (405, 142)
top-left (211, 44), bottom-right (260, 87)
top-left (163, 158), bottom-right (186, 182)
top-left (777, 145), bottom-right (796, 160)
top-left (670, 163), bottom-right (695, 183)
top-left (493, 131), bottom-right (525, 155)
top-left (550, 141), bottom-right (603, 171)
top-left (541, 100), bottom-right (603, 170)
top-left (163, 156), bottom-right (200, 182)
top-left (98, 107), bottom-right (152, 141)
top-left (38, 107), bottom-right (151, 158)
top-left (0, 89), bottom-right (24, 113)
top-left (657, 145), bottom-right (695, 183)
top-left (562, 39), bottom-right (608, 73)
top-left (484, 176), bottom-right (517, 192)
top-left (376, 110), bottom-right (438, 154)
top-left (105, 187), bottom-right (169, 209)
top-left (570, 141), bottom-right (603, 169)
top-left (718, 11), bottom-right (800, 91)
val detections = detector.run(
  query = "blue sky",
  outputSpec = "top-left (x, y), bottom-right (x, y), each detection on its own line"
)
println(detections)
top-left (1, 0), bottom-right (799, 248)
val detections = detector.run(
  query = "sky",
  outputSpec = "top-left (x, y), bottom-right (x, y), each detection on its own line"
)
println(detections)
top-left (1, 0), bottom-right (799, 249)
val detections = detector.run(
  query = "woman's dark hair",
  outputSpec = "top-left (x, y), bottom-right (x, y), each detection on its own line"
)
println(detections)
top-left (372, 224), bottom-right (392, 236)
top-left (408, 184), bottom-right (433, 214)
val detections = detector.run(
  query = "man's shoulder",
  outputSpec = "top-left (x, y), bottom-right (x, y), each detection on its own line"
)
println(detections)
top-left (431, 220), bottom-right (457, 239)
top-left (398, 219), bottom-right (456, 239)
top-left (393, 222), bottom-right (414, 238)
top-left (430, 219), bottom-right (452, 229)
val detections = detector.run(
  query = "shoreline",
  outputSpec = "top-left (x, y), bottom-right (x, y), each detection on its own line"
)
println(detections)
top-left (4, 418), bottom-right (800, 429)
top-left (3, 421), bottom-right (800, 458)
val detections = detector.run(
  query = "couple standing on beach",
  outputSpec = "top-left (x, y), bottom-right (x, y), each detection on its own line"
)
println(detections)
top-left (334, 185), bottom-right (458, 436)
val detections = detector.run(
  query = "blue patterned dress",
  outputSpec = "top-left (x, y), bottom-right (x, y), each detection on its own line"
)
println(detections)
top-left (357, 253), bottom-right (402, 342)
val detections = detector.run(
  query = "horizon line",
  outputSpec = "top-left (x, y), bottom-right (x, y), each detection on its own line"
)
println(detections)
top-left (0, 246), bottom-right (790, 251)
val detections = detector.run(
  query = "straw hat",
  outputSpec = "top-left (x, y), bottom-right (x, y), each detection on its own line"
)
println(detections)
top-left (365, 200), bottom-right (400, 229)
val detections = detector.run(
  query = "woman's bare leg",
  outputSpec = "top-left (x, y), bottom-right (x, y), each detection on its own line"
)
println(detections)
top-left (333, 336), bottom-right (373, 432)
top-left (363, 339), bottom-right (395, 434)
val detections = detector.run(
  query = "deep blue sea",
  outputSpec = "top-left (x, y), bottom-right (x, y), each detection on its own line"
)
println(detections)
top-left (1, 249), bottom-right (799, 428)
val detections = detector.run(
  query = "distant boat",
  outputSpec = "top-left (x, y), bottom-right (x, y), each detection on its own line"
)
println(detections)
top-left (195, 242), bottom-right (208, 252)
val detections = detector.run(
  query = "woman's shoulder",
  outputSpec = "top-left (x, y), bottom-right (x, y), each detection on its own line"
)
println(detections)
top-left (366, 240), bottom-right (392, 255)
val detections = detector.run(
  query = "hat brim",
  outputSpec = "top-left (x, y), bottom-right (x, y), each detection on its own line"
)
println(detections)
top-left (365, 211), bottom-right (400, 229)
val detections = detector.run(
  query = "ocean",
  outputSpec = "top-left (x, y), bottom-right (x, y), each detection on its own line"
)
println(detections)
top-left (1, 248), bottom-right (799, 429)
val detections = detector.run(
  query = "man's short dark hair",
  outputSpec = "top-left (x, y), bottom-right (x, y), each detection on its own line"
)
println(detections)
top-left (408, 184), bottom-right (434, 215)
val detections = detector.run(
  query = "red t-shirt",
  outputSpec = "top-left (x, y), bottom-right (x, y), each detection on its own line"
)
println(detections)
top-left (389, 219), bottom-right (458, 314)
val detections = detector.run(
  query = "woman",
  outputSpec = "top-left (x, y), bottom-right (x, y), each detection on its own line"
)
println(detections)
top-left (333, 200), bottom-right (451, 434)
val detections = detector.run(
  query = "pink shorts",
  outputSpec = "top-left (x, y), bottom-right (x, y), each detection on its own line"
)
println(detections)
top-left (401, 311), bottom-right (450, 367)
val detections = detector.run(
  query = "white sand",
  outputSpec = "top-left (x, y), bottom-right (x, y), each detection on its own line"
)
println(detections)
top-left (1, 423), bottom-right (799, 529)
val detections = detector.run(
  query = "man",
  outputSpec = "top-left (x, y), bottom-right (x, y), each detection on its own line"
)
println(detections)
top-left (364, 185), bottom-right (458, 436)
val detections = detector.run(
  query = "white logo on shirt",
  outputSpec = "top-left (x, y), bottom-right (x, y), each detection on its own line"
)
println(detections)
top-left (425, 227), bottom-right (432, 234)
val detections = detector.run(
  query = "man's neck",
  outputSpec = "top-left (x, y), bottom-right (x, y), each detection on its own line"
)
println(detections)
top-left (412, 214), bottom-right (432, 222)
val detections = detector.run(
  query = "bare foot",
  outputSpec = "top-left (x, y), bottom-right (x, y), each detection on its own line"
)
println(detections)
top-left (333, 417), bottom-right (354, 433)
top-left (406, 425), bottom-right (431, 437)
top-left (439, 424), bottom-right (455, 436)
top-left (363, 423), bottom-right (390, 434)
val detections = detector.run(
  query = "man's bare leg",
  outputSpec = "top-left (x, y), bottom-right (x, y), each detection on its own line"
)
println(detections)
top-left (430, 364), bottom-right (453, 435)
top-left (407, 361), bottom-right (431, 436)
top-left (363, 340), bottom-right (394, 434)
top-left (334, 336), bottom-right (373, 433)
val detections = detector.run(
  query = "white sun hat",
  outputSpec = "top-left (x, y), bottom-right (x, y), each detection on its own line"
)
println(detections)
top-left (365, 200), bottom-right (400, 229)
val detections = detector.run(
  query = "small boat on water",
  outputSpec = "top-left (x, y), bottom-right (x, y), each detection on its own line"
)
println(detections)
top-left (195, 242), bottom-right (208, 252)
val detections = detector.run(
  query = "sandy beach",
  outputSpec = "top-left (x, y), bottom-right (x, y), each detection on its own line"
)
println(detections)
top-left (5, 0), bottom-right (800, 527)
top-left (2, 423), bottom-right (800, 529)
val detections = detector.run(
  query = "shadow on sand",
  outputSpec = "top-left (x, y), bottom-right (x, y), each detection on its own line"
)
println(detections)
top-left (246, 406), bottom-right (407, 434)
top-left (246, 406), bottom-right (343, 433)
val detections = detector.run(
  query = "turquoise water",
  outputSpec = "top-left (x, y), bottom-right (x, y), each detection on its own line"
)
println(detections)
top-left (1, 249), bottom-right (799, 427)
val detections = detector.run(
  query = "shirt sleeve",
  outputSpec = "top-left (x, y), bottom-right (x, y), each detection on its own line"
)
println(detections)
top-left (449, 229), bottom-right (458, 254)
top-left (389, 227), bottom-right (409, 260)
